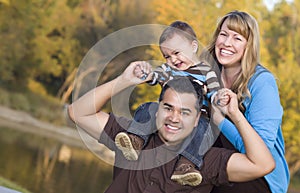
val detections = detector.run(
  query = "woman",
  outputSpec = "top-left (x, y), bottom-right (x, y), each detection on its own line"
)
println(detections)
top-left (206, 10), bottom-right (290, 193)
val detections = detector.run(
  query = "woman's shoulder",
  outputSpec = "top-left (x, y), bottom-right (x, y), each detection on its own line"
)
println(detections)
top-left (250, 65), bottom-right (275, 84)
top-left (248, 65), bottom-right (279, 96)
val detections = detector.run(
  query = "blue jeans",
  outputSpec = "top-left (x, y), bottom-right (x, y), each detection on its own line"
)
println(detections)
top-left (127, 102), bottom-right (212, 168)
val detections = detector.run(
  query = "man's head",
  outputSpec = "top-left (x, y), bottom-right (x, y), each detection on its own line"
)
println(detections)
top-left (155, 77), bottom-right (203, 146)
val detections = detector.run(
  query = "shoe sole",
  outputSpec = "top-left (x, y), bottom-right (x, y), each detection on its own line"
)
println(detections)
top-left (115, 132), bottom-right (138, 161)
top-left (171, 172), bottom-right (202, 186)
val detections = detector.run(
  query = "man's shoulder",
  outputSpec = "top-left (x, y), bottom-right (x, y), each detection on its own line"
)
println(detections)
top-left (99, 113), bottom-right (132, 151)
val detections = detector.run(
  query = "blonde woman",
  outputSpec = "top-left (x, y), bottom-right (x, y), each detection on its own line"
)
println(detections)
top-left (208, 10), bottom-right (290, 193)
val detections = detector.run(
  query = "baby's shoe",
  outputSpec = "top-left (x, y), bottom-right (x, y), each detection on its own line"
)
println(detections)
top-left (171, 156), bottom-right (202, 186)
top-left (115, 132), bottom-right (144, 160)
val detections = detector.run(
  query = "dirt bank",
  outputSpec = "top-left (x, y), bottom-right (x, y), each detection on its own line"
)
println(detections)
top-left (0, 105), bottom-right (114, 160)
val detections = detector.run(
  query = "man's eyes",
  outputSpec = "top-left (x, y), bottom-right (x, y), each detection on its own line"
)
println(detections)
top-left (181, 111), bottom-right (190, 116)
top-left (163, 107), bottom-right (190, 116)
top-left (164, 106), bottom-right (172, 111)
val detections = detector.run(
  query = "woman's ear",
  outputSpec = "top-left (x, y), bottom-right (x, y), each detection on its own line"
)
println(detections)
top-left (192, 40), bottom-right (198, 53)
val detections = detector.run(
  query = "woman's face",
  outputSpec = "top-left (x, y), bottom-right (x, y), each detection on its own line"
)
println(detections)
top-left (215, 19), bottom-right (248, 68)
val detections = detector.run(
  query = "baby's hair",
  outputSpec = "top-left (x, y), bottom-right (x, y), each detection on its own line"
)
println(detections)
top-left (159, 21), bottom-right (197, 45)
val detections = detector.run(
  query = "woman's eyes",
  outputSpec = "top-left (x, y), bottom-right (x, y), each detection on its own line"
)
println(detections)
top-left (219, 32), bottom-right (243, 41)
top-left (219, 32), bottom-right (227, 36)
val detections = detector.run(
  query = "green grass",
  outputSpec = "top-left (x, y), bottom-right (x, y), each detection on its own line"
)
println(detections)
top-left (0, 176), bottom-right (32, 193)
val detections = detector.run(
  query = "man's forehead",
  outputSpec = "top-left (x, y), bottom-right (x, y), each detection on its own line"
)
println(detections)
top-left (162, 89), bottom-right (196, 109)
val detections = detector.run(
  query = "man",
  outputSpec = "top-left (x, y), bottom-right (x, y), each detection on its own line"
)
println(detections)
top-left (68, 61), bottom-right (274, 193)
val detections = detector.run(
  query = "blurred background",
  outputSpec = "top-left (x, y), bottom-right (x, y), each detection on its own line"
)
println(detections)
top-left (0, 0), bottom-right (299, 192)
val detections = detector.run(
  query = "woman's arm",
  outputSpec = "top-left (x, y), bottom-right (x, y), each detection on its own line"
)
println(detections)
top-left (215, 73), bottom-right (282, 152)
top-left (212, 89), bottom-right (275, 181)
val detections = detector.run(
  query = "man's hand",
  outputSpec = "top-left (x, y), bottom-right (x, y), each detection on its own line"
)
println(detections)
top-left (131, 61), bottom-right (153, 82)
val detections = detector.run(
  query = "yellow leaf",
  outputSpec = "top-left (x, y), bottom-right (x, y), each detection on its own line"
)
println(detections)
top-left (0, 0), bottom-right (10, 5)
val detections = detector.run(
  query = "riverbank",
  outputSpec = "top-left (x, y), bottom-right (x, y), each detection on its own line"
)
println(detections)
top-left (0, 176), bottom-right (31, 193)
top-left (0, 105), bottom-right (82, 146)
top-left (0, 105), bottom-right (114, 160)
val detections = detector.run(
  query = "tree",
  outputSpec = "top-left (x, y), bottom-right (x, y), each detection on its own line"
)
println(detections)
top-left (262, 1), bottom-right (300, 177)
top-left (30, 0), bottom-right (82, 98)
top-left (0, 0), bottom-right (39, 90)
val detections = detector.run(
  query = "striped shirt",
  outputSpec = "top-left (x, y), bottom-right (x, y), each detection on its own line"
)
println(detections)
top-left (148, 62), bottom-right (221, 114)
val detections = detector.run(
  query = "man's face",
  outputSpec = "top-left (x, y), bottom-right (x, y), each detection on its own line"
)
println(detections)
top-left (155, 88), bottom-right (200, 146)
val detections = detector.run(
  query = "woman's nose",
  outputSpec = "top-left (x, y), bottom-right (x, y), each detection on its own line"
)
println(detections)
top-left (224, 36), bottom-right (232, 46)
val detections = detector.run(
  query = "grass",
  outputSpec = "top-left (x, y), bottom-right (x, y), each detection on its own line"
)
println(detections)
top-left (0, 176), bottom-right (32, 193)
top-left (0, 87), bottom-right (67, 126)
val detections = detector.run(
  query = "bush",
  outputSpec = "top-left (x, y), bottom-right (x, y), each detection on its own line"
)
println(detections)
top-left (10, 93), bottom-right (31, 111)
top-left (0, 88), bottom-right (10, 106)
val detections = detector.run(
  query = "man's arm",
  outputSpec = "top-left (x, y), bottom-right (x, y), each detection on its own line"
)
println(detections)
top-left (68, 61), bottom-right (152, 140)
top-left (213, 89), bottom-right (275, 182)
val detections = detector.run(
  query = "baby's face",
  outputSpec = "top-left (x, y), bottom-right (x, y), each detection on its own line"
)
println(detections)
top-left (160, 34), bottom-right (196, 71)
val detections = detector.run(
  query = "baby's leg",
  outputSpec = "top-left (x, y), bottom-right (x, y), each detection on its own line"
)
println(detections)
top-left (171, 116), bottom-right (217, 186)
top-left (115, 102), bottom-right (158, 160)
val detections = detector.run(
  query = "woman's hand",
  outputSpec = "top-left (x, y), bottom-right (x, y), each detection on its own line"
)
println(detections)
top-left (211, 101), bottom-right (225, 126)
top-left (214, 88), bottom-right (230, 107)
top-left (214, 88), bottom-right (243, 123)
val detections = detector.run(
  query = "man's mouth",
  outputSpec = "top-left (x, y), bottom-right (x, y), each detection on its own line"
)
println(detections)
top-left (165, 124), bottom-right (180, 133)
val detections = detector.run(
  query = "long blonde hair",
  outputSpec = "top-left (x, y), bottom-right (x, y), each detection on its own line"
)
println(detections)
top-left (204, 10), bottom-right (261, 112)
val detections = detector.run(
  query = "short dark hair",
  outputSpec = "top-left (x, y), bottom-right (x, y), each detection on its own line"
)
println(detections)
top-left (159, 77), bottom-right (203, 112)
top-left (159, 21), bottom-right (197, 45)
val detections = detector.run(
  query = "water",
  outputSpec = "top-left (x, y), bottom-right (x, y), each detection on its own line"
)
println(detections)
top-left (1, 122), bottom-right (300, 193)
top-left (0, 125), bottom-right (113, 193)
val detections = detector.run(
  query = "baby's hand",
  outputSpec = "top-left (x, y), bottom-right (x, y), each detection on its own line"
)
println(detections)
top-left (215, 88), bottom-right (230, 106)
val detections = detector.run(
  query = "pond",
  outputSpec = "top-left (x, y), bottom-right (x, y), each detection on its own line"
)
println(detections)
top-left (0, 124), bottom-right (113, 193)
top-left (1, 120), bottom-right (300, 193)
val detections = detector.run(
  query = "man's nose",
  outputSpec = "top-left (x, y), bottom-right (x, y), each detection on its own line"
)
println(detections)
top-left (169, 111), bottom-right (180, 122)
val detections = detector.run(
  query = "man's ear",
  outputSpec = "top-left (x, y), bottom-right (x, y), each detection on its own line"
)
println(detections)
top-left (194, 112), bottom-right (201, 128)
top-left (192, 40), bottom-right (198, 53)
